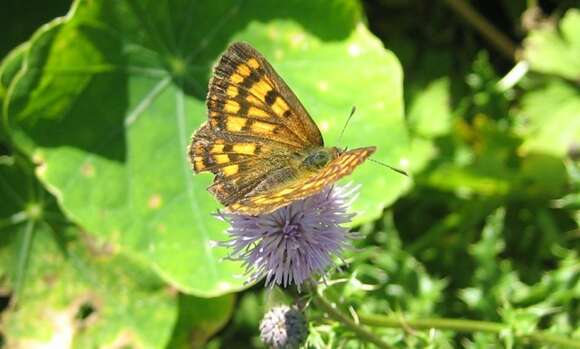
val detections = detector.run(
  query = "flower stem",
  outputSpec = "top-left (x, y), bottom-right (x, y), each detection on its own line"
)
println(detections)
top-left (443, 0), bottom-right (519, 61)
top-left (310, 286), bottom-right (394, 349)
top-left (359, 314), bottom-right (580, 348)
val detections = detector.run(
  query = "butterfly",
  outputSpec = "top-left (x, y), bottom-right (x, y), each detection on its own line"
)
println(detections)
top-left (189, 42), bottom-right (375, 215)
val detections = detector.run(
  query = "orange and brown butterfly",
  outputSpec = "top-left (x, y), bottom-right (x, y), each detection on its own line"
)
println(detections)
top-left (188, 42), bottom-right (375, 215)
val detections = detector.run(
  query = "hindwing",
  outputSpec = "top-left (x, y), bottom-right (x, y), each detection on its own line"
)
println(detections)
top-left (190, 123), bottom-right (296, 206)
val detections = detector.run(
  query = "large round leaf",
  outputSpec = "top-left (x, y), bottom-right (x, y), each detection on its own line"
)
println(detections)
top-left (0, 156), bottom-right (178, 348)
top-left (0, 228), bottom-right (179, 349)
top-left (0, 157), bottom-right (234, 348)
top-left (3, 0), bottom-right (409, 296)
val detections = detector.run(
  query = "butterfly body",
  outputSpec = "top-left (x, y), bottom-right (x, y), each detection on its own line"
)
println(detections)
top-left (301, 147), bottom-right (339, 170)
top-left (189, 42), bottom-right (375, 215)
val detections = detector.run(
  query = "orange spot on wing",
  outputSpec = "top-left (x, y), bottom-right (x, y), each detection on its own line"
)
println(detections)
top-left (247, 94), bottom-right (263, 106)
top-left (233, 143), bottom-right (256, 155)
top-left (226, 116), bottom-right (248, 132)
top-left (211, 144), bottom-right (225, 153)
top-left (252, 80), bottom-right (272, 99)
top-left (236, 64), bottom-right (251, 77)
top-left (248, 107), bottom-right (270, 118)
top-left (222, 164), bottom-right (239, 176)
top-left (194, 160), bottom-right (205, 171)
top-left (214, 154), bottom-right (230, 164)
top-left (250, 121), bottom-right (276, 133)
top-left (271, 97), bottom-right (290, 116)
top-left (247, 58), bottom-right (260, 69)
top-left (231, 73), bottom-right (243, 84)
top-left (226, 86), bottom-right (238, 97)
top-left (224, 100), bottom-right (240, 113)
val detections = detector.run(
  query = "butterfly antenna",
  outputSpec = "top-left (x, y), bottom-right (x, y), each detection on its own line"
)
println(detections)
top-left (337, 106), bottom-right (356, 144)
top-left (369, 158), bottom-right (408, 176)
top-left (337, 106), bottom-right (407, 176)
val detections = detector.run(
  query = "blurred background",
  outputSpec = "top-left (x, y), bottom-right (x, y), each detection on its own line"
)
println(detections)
top-left (0, 0), bottom-right (578, 348)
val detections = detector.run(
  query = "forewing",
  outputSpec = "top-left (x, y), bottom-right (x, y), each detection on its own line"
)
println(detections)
top-left (227, 147), bottom-right (376, 215)
top-left (207, 42), bottom-right (323, 148)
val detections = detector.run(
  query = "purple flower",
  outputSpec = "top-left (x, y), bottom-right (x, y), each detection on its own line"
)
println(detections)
top-left (219, 185), bottom-right (358, 290)
top-left (259, 305), bottom-right (308, 349)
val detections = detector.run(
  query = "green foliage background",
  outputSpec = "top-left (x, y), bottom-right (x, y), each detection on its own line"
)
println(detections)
top-left (0, 0), bottom-right (578, 348)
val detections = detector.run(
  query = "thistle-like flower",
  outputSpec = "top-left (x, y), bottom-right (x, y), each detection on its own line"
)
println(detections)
top-left (219, 185), bottom-right (358, 289)
top-left (259, 305), bottom-right (308, 349)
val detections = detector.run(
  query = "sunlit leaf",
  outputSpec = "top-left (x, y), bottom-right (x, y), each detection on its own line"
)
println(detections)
top-left (515, 79), bottom-right (580, 158)
top-left (524, 9), bottom-right (580, 80)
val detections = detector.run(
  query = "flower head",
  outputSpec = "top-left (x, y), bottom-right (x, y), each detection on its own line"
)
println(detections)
top-left (259, 305), bottom-right (307, 349)
top-left (220, 185), bottom-right (358, 289)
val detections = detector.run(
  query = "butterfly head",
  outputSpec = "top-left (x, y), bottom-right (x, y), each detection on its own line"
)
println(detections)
top-left (301, 147), bottom-right (340, 171)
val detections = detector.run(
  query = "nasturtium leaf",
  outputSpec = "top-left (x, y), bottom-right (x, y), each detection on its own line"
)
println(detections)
top-left (0, 158), bottom-right (234, 348)
top-left (0, 157), bottom-right (34, 225)
top-left (0, 42), bottom-right (27, 131)
top-left (0, 43), bottom-right (26, 92)
top-left (3, 0), bottom-right (408, 296)
top-left (0, 226), bottom-right (179, 349)
top-left (524, 9), bottom-right (580, 80)
top-left (0, 156), bottom-right (55, 301)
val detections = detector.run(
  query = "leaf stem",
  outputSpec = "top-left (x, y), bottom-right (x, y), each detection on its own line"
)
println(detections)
top-left (359, 313), bottom-right (580, 348)
top-left (442, 0), bottom-right (519, 60)
top-left (310, 285), bottom-right (394, 349)
top-left (15, 219), bottom-right (35, 300)
top-left (497, 60), bottom-right (529, 91)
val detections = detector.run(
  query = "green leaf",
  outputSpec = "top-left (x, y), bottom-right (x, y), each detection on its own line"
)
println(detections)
top-left (0, 156), bottom-right (31, 228)
top-left (421, 114), bottom-right (568, 200)
top-left (0, 157), bottom-right (179, 348)
top-left (0, 42), bottom-right (28, 135)
top-left (346, 213), bottom-right (447, 316)
top-left (3, 0), bottom-right (408, 295)
top-left (0, 227), bottom-right (179, 348)
top-left (408, 76), bottom-right (452, 138)
top-left (460, 208), bottom-right (523, 316)
top-left (0, 43), bottom-right (27, 95)
top-left (166, 294), bottom-right (235, 349)
top-left (515, 79), bottom-right (580, 158)
top-left (406, 50), bottom-right (455, 139)
top-left (524, 9), bottom-right (580, 80)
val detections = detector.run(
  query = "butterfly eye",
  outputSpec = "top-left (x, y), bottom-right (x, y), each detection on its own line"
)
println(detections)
top-left (303, 150), bottom-right (331, 170)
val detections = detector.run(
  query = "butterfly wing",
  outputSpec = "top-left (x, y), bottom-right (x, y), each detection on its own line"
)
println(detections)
top-left (227, 147), bottom-right (376, 215)
top-left (190, 42), bottom-right (372, 215)
top-left (206, 41), bottom-right (323, 148)
top-left (190, 41), bottom-right (325, 209)
top-left (190, 123), bottom-right (297, 206)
